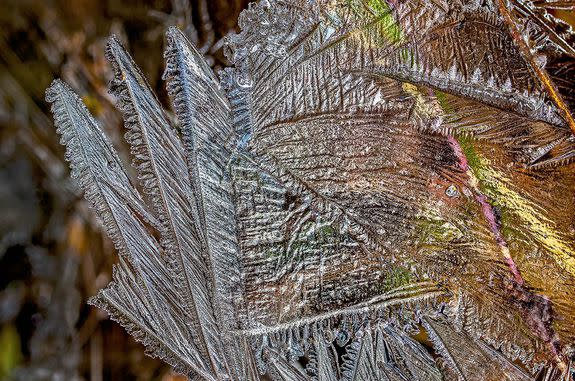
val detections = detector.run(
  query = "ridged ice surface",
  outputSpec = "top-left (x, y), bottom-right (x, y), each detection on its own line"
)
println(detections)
top-left (47, 0), bottom-right (575, 380)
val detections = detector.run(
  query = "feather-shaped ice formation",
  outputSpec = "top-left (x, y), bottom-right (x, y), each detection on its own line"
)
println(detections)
top-left (47, 0), bottom-right (575, 380)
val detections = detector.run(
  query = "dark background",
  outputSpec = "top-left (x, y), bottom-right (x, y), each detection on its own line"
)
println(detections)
top-left (0, 1), bottom-right (247, 380)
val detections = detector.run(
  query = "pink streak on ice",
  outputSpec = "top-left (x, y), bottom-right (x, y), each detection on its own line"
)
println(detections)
top-left (447, 136), bottom-right (524, 285)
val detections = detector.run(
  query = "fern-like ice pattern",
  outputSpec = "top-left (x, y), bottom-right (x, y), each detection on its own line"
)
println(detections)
top-left (47, 0), bottom-right (575, 380)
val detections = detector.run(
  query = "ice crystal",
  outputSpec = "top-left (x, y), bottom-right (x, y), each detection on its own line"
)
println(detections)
top-left (47, 1), bottom-right (575, 380)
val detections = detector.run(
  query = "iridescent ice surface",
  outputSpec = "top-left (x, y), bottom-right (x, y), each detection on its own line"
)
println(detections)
top-left (47, 0), bottom-right (575, 380)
